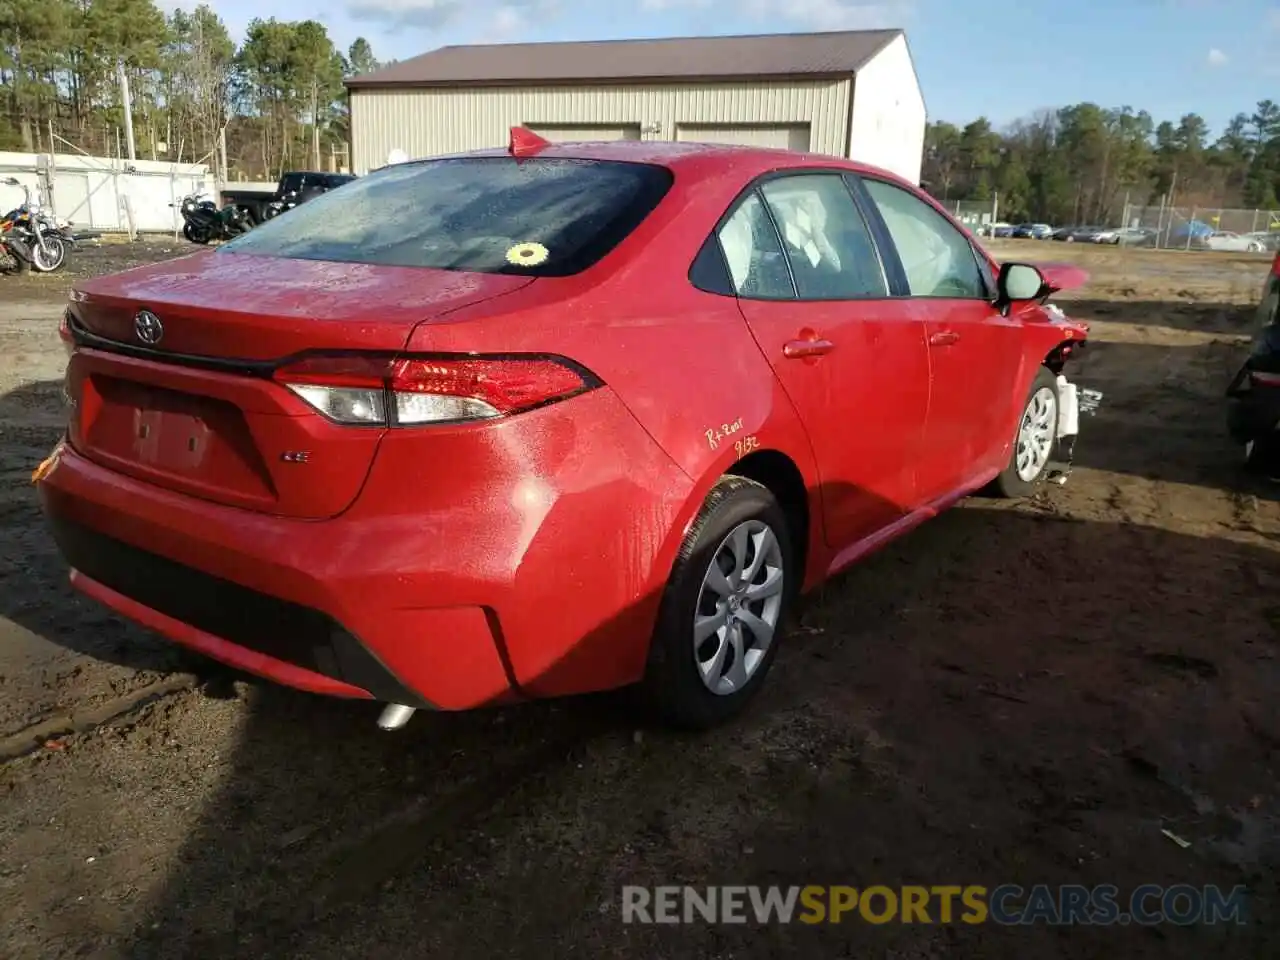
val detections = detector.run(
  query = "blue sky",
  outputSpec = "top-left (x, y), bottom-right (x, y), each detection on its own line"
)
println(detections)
top-left (195, 0), bottom-right (1279, 135)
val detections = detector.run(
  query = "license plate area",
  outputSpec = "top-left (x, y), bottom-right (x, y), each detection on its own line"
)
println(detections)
top-left (79, 374), bottom-right (277, 504)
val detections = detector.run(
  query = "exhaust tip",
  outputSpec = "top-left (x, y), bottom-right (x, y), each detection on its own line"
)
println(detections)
top-left (377, 703), bottom-right (417, 731)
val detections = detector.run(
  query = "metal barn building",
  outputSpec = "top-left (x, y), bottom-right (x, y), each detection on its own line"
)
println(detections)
top-left (344, 30), bottom-right (927, 184)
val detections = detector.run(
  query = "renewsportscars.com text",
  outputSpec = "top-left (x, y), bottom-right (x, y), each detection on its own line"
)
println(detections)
top-left (620, 884), bottom-right (1249, 926)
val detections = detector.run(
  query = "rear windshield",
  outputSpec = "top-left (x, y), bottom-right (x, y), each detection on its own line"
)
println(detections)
top-left (220, 157), bottom-right (674, 276)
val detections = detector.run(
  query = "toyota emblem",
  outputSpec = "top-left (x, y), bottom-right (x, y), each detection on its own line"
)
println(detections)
top-left (134, 309), bottom-right (163, 345)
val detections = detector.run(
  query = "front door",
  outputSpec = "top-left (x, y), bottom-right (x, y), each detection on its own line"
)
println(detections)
top-left (857, 176), bottom-right (1022, 499)
top-left (717, 173), bottom-right (931, 549)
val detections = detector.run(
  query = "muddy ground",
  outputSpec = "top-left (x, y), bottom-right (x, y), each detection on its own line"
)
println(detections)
top-left (1, 238), bottom-right (1279, 959)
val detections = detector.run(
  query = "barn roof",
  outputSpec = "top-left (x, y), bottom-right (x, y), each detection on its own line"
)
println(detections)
top-left (344, 29), bottom-right (904, 89)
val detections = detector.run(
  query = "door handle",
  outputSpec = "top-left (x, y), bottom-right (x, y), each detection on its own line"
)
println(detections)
top-left (783, 338), bottom-right (835, 359)
top-left (929, 330), bottom-right (960, 346)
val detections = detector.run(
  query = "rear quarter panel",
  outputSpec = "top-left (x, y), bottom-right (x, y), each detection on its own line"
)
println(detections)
top-left (401, 154), bottom-right (825, 596)
top-left (401, 154), bottom-right (824, 487)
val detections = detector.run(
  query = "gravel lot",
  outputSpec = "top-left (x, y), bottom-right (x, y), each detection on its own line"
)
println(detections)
top-left (1, 238), bottom-right (1278, 959)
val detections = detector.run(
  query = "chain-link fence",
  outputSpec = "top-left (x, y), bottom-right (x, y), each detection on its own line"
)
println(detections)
top-left (943, 198), bottom-right (1000, 234)
top-left (1119, 202), bottom-right (1280, 251)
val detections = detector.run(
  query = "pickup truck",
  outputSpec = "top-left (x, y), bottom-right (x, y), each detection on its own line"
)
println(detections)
top-left (218, 171), bottom-right (356, 226)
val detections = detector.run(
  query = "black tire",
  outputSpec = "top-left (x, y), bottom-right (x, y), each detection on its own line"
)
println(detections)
top-left (1, 245), bottom-right (29, 274)
top-left (1244, 436), bottom-right (1280, 480)
top-left (990, 366), bottom-right (1060, 498)
top-left (641, 476), bottom-right (795, 730)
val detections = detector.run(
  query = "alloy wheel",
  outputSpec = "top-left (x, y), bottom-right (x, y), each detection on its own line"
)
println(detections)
top-left (1015, 386), bottom-right (1058, 482)
top-left (693, 519), bottom-right (785, 696)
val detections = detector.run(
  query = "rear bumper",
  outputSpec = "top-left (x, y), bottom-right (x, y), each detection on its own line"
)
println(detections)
top-left (47, 512), bottom-right (422, 703)
top-left (37, 387), bottom-right (695, 709)
top-left (40, 459), bottom-right (512, 709)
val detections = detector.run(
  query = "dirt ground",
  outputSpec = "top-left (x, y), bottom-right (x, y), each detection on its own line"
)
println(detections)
top-left (2, 237), bottom-right (1279, 959)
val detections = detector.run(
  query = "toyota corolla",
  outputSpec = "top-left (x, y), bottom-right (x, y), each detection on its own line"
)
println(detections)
top-left (36, 130), bottom-right (1091, 731)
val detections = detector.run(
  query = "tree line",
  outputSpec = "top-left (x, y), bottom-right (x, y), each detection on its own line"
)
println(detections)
top-left (10, 2), bottom-right (1276, 209)
top-left (924, 100), bottom-right (1280, 224)
top-left (0, 0), bottom-right (387, 178)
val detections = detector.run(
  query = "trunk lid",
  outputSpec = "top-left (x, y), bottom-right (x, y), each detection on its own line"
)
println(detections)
top-left (65, 252), bottom-right (533, 519)
top-left (70, 251), bottom-right (533, 360)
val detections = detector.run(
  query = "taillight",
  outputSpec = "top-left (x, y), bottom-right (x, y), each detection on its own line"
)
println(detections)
top-left (1272, 253), bottom-right (1280, 278)
top-left (272, 353), bottom-right (598, 426)
top-left (1249, 368), bottom-right (1280, 386)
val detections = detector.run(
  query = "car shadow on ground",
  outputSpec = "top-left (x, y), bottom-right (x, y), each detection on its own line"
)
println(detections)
top-left (1045, 308), bottom-right (1280, 499)
top-left (93, 500), bottom-right (1280, 960)
top-left (1060, 298), bottom-right (1258, 337)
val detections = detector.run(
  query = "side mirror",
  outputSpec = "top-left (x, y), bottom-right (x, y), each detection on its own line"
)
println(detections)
top-left (994, 262), bottom-right (1047, 316)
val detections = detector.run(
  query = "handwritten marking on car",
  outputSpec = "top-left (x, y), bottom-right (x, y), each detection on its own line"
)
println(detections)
top-left (280, 451), bottom-right (311, 463)
top-left (704, 417), bottom-right (745, 450)
top-left (734, 435), bottom-right (760, 457)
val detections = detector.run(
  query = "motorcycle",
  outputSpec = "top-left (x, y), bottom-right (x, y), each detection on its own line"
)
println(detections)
top-left (1, 177), bottom-right (70, 273)
top-left (174, 190), bottom-right (253, 244)
top-left (261, 188), bottom-right (297, 221)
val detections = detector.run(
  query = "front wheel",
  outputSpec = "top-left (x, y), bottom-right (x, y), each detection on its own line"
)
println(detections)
top-left (641, 476), bottom-right (794, 729)
top-left (30, 237), bottom-right (66, 272)
top-left (0, 242), bottom-right (28, 274)
top-left (990, 367), bottom-right (1060, 498)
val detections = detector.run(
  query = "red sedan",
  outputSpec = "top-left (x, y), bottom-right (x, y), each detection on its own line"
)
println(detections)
top-left (36, 131), bottom-right (1090, 730)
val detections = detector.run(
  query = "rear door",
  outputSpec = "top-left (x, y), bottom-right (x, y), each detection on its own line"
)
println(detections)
top-left (855, 175), bottom-right (1022, 500)
top-left (724, 171), bottom-right (930, 548)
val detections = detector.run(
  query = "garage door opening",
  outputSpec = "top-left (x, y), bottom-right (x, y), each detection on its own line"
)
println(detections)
top-left (676, 124), bottom-right (811, 152)
top-left (525, 124), bottom-right (641, 142)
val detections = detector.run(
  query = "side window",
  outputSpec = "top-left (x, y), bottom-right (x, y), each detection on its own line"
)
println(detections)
top-left (716, 192), bottom-right (796, 299)
top-left (758, 174), bottom-right (888, 300)
top-left (862, 178), bottom-right (987, 299)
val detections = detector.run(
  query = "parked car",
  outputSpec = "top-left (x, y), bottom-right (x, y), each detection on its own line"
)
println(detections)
top-left (219, 171), bottom-right (356, 226)
top-left (1115, 227), bottom-right (1158, 247)
top-left (1227, 252), bottom-right (1280, 475)
top-left (1050, 226), bottom-right (1077, 241)
top-left (1201, 231), bottom-right (1268, 253)
top-left (976, 221), bottom-right (1012, 238)
top-left (1063, 226), bottom-right (1120, 244)
top-left (1243, 231), bottom-right (1280, 252)
top-left (37, 131), bottom-right (1093, 732)
top-left (1011, 223), bottom-right (1053, 240)
top-left (1170, 219), bottom-right (1216, 244)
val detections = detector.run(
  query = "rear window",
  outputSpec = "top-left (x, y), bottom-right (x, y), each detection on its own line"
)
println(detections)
top-left (220, 157), bottom-right (674, 276)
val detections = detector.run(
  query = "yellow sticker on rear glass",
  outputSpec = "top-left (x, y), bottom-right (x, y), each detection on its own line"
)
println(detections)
top-left (505, 242), bottom-right (549, 267)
